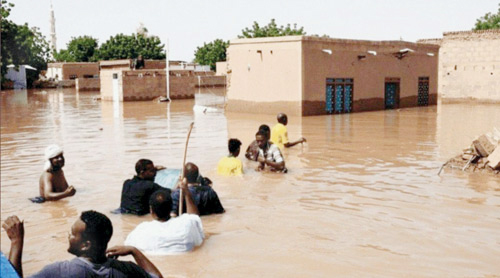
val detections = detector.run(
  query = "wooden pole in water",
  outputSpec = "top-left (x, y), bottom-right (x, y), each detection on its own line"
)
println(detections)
top-left (179, 122), bottom-right (194, 216)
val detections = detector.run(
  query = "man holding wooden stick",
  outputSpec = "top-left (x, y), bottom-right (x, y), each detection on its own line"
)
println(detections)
top-left (170, 163), bottom-right (225, 217)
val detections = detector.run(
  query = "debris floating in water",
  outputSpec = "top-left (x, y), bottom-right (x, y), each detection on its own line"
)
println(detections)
top-left (440, 128), bottom-right (500, 175)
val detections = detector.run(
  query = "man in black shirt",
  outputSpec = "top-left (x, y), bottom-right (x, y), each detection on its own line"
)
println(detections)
top-left (120, 159), bottom-right (168, 215)
top-left (170, 162), bottom-right (224, 217)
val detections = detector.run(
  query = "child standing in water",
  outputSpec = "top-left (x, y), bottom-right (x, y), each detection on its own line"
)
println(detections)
top-left (218, 138), bottom-right (243, 176)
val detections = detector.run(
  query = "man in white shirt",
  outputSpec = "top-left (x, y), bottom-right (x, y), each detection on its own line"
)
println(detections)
top-left (125, 178), bottom-right (204, 255)
top-left (255, 129), bottom-right (287, 173)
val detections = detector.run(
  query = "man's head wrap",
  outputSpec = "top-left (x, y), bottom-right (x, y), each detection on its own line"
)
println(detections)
top-left (44, 144), bottom-right (63, 171)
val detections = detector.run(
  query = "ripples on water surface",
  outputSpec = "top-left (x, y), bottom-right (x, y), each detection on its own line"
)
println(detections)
top-left (1, 88), bottom-right (499, 277)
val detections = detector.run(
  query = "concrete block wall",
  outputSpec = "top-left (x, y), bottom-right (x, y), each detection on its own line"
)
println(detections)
top-left (438, 30), bottom-right (500, 103)
top-left (118, 70), bottom-right (196, 101)
top-left (76, 78), bottom-right (100, 91)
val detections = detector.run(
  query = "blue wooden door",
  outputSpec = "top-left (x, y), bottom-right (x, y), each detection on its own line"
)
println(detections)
top-left (385, 83), bottom-right (397, 109)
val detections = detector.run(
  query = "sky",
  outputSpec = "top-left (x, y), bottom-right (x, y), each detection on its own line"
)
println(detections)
top-left (8, 0), bottom-right (499, 62)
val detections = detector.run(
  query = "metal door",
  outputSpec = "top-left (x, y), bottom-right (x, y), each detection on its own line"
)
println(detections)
top-left (385, 83), bottom-right (397, 109)
top-left (344, 84), bottom-right (353, 113)
top-left (112, 73), bottom-right (120, 101)
top-left (334, 85), bottom-right (344, 113)
top-left (418, 77), bottom-right (429, 106)
top-left (326, 85), bottom-right (334, 113)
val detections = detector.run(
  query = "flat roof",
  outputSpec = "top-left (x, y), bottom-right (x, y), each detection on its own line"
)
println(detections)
top-left (230, 35), bottom-right (439, 50)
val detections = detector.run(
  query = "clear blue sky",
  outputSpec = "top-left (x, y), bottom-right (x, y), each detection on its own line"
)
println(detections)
top-left (8, 0), bottom-right (499, 62)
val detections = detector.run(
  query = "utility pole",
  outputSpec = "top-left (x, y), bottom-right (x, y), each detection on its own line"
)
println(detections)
top-left (165, 39), bottom-right (171, 101)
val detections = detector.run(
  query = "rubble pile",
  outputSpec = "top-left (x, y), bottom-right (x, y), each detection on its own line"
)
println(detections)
top-left (442, 128), bottom-right (500, 175)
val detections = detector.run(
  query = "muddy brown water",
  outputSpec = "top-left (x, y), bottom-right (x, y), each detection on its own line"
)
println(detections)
top-left (1, 88), bottom-right (499, 277)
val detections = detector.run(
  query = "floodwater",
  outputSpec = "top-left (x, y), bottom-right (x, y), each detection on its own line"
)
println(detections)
top-left (1, 88), bottom-right (499, 278)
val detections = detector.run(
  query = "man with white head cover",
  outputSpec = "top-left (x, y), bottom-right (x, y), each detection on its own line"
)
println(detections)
top-left (37, 144), bottom-right (76, 201)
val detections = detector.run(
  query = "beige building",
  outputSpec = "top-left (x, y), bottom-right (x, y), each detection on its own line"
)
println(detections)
top-left (420, 30), bottom-right (500, 103)
top-left (47, 62), bottom-right (99, 81)
top-left (225, 36), bottom-right (439, 116)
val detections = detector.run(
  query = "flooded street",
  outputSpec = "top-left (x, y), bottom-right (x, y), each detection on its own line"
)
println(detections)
top-left (1, 88), bottom-right (499, 277)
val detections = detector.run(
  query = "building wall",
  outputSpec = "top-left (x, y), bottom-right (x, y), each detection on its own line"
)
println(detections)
top-left (225, 36), bottom-right (303, 116)
top-left (100, 69), bottom-right (196, 101)
top-left (216, 61), bottom-right (227, 75)
top-left (302, 37), bottom-right (439, 115)
top-left (76, 78), bottom-right (100, 91)
top-left (226, 36), bottom-right (439, 116)
top-left (144, 60), bottom-right (166, 69)
top-left (46, 64), bottom-right (63, 80)
top-left (59, 63), bottom-right (99, 80)
top-left (100, 69), bottom-right (123, 101)
top-left (437, 30), bottom-right (500, 103)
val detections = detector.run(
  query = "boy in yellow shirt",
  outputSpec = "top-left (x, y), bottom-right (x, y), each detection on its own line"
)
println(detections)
top-left (217, 139), bottom-right (243, 176)
top-left (271, 113), bottom-right (306, 150)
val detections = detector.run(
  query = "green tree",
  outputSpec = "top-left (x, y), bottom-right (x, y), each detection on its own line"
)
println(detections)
top-left (474, 4), bottom-right (500, 30)
top-left (97, 33), bottom-right (165, 60)
top-left (54, 36), bottom-right (99, 62)
top-left (1, 0), bottom-right (50, 88)
top-left (193, 39), bottom-right (228, 71)
top-left (238, 18), bottom-right (306, 38)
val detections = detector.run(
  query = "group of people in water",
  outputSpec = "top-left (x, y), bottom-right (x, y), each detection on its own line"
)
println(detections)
top-left (2, 113), bottom-right (306, 278)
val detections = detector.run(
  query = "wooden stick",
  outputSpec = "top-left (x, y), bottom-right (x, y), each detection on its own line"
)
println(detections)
top-left (462, 155), bottom-right (476, 171)
top-left (179, 122), bottom-right (194, 216)
top-left (437, 161), bottom-right (448, 176)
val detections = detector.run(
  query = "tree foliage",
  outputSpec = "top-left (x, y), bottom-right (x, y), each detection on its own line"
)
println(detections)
top-left (97, 33), bottom-right (165, 60)
top-left (1, 0), bottom-right (50, 88)
top-left (474, 4), bottom-right (500, 30)
top-left (238, 18), bottom-right (306, 38)
top-left (53, 36), bottom-right (99, 62)
top-left (193, 39), bottom-right (228, 71)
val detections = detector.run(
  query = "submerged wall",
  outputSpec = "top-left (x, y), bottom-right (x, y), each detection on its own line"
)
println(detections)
top-left (100, 69), bottom-right (198, 101)
top-left (76, 78), bottom-right (100, 91)
top-left (225, 36), bottom-right (303, 116)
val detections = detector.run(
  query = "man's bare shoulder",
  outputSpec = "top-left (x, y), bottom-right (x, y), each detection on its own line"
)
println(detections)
top-left (40, 170), bottom-right (53, 179)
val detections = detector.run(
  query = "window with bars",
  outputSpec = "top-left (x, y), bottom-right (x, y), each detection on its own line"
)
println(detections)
top-left (418, 77), bottom-right (429, 106)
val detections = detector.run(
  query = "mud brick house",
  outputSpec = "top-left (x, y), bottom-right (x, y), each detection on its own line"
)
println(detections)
top-left (225, 36), bottom-right (439, 116)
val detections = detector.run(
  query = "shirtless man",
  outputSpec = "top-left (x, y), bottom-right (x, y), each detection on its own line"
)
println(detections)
top-left (38, 144), bottom-right (76, 201)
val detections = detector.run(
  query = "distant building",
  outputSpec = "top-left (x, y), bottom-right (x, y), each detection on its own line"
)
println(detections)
top-left (225, 36), bottom-right (439, 116)
top-left (5, 65), bottom-right (37, 89)
top-left (419, 29), bottom-right (500, 103)
top-left (46, 62), bottom-right (99, 81)
top-left (99, 59), bottom-right (217, 101)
